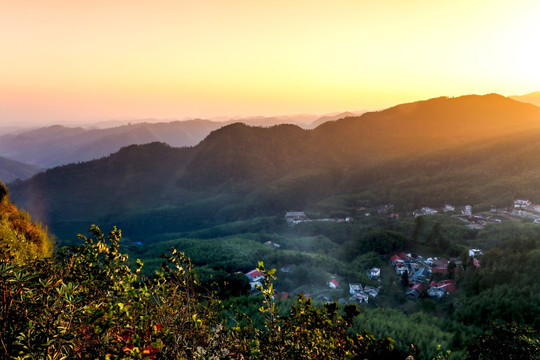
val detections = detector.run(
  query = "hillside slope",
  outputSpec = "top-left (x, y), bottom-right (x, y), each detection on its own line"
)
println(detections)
top-left (10, 94), bottom-right (540, 242)
top-left (0, 156), bottom-right (42, 183)
top-left (0, 181), bottom-right (53, 264)
top-left (0, 120), bottom-right (225, 168)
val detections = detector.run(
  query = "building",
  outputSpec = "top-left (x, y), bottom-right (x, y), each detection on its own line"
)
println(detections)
top-left (514, 199), bottom-right (532, 208)
top-left (349, 283), bottom-right (363, 295)
top-left (285, 211), bottom-right (308, 224)
top-left (368, 267), bottom-right (381, 279)
top-left (468, 248), bottom-right (483, 257)
top-left (406, 283), bottom-right (426, 299)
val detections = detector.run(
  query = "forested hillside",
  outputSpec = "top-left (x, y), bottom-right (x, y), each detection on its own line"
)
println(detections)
top-left (9, 94), bottom-right (540, 243)
top-left (4, 94), bottom-right (540, 358)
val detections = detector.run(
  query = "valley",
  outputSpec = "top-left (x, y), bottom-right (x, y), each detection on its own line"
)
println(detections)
top-left (2, 94), bottom-right (540, 359)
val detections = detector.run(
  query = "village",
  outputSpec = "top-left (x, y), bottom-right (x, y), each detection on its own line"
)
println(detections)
top-left (243, 247), bottom-right (483, 306)
top-left (286, 198), bottom-right (540, 229)
top-left (239, 198), bottom-right (540, 306)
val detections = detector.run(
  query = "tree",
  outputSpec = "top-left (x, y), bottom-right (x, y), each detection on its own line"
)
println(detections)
top-left (0, 181), bottom-right (53, 264)
top-left (0, 181), bottom-right (7, 202)
top-left (466, 322), bottom-right (540, 360)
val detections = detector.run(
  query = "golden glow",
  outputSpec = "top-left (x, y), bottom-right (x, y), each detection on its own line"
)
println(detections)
top-left (1, 0), bottom-right (540, 124)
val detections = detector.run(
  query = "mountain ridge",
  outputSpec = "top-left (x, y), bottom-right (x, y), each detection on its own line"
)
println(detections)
top-left (10, 93), bottom-right (540, 241)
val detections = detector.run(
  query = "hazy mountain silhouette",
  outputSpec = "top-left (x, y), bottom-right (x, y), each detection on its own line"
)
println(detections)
top-left (309, 111), bottom-right (364, 128)
top-left (0, 115), bottom-right (324, 169)
top-left (0, 121), bottom-right (224, 168)
top-left (0, 156), bottom-right (42, 183)
top-left (510, 91), bottom-right (540, 107)
top-left (10, 94), bottom-right (540, 242)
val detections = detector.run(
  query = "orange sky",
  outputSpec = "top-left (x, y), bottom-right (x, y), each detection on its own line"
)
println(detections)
top-left (1, 0), bottom-right (539, 125)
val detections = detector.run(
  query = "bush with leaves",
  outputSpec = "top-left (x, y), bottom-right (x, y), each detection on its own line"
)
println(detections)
top-left (2, 224), bottom-right (428, 360)
top-left (466, 322), bottom-right (540, 360)
top-left (0, 181), bottom-right (53, 265)
top-left (253, 262), bottom-right (397, 360)
top-left (1, 225), bottom-right (248, 359)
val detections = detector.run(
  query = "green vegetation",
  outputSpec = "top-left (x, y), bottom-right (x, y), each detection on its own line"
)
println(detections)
top-left (0, 181), bottom-right (53, 264)
top-left (1, 226), bottom-right (401, 359)
top-left (4, 95), bottom-right (540, 358)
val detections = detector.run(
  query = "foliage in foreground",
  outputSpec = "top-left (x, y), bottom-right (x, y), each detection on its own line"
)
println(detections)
top-left (1, 225), bottom-right (398, 359)
top-left (0, 181), bottom-right (53, 265)
top-left (2, 223), bottom-right (539, 359)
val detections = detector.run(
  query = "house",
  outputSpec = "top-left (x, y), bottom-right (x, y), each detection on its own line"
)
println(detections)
top-left (429, 279), bottom-right (456, 293)
top-left (410, 268), bottom-right (431, 283)
top-left (349, 283), bottom-right (363, 295)
top-left (406, 283), bottom-right (426, 300)
top-left (245, 269), bottom-right (264, 282)
top-left (427, 287), bottom-right (447, 299)
top-left (473, 258), bottom-right (481, 268)
top-left (328, 279), bottom-right (340, 289)
top-left (285, 211), bottom-right (307, 224)
top-left (350, 292), bottom-right (369, 304)
top-left (363, 286), bottom-right (380, 297)
top-left (462, 205), bottom-right (472, 216)
top-left (514, 199), bottom-right (532, 208)
top-left (444, 204), bottom-right (455, 212)
top-left (534, 205), bottom-right (540, 213)
top-left (421, 207), bottom-right (438, 215)
top-left (368, 267), bottom-right (381, 279)
top-left (394, 260), bottom-right (407, 275)
top-left (428, 280), bottom-right (456, 298)
top-left (390, 254), bottom-right (402, 265)
top-left (273, 292), bottom-right (289, 300)
top-left (468, 248), bottom-right (483, 257)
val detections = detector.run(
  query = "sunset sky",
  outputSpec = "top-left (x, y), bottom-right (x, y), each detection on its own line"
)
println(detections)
top-left (1, 0), bottom-right (539, 125)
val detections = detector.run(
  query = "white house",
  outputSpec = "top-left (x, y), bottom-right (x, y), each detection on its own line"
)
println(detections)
top-left (285, 211), bottom-right (308, 224)
top-left (514, 200), bottom-right (532, 208)
top-left (368, 267), bottom-right (381, 279)
top-left (349, 283), bottom-right (363, 295)
top-left (468, 248), bottom-right (483, 257)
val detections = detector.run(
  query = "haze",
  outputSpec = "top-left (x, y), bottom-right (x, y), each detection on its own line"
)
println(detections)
top-left (1, 0), bottom-right (540, 126)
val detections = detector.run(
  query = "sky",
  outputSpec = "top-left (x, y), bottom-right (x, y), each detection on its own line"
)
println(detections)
top-left (1, 0), bottom-right (540, 125)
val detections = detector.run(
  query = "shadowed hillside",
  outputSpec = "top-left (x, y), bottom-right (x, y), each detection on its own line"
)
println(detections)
top-left (0, 156), bottom-right (42, 183)
top-left (311, 94), bottom-right (540, 164)
top-left (9, 94), bottom-right (540, 242)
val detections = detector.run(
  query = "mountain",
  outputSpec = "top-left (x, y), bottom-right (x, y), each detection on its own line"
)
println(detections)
top-left (309, 111), bottom-right (364, 128)
top-left (227, 114), bottom-right (319, 128)
top-left (10, 94), bottom-right (540, 242)
top-left (0, 115), bottom-right (324, 169)
top-left (510, 91), bottom-right (540, 107)
top-left (0, 120), bottom-right (225, 168)
top-left (0, 156), bottom-right (42, 183)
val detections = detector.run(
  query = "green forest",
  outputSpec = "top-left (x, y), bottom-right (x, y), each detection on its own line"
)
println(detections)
top-left (2, 181), bottom-right (540, 359)
top-left (4, 96), bottom-right (540, 358)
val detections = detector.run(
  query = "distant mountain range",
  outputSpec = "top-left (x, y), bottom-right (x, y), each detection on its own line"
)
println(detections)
top-left (9, 94), bottom-right (540, 242)
top-left (0, 156), bottom-right (42, 183)
top-left (510, 91), bottom-right (540, 107)
top-left (0, 113), bottom-right (362, 170)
